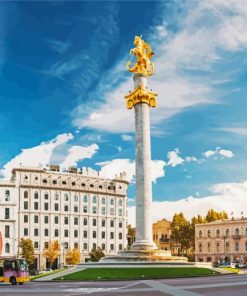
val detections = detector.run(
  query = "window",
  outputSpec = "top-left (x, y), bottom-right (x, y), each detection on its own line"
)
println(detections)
top-left (44, 193), bottom-right (49, 200)
top-left (53, 180), bottom-right (57, 185)
top-left (102, 243), bottom-right (105, 250)
top-left (93, 231), bottom-right (97, 238)
top-left (93, 243), bottom-right (97, 250)
top-left (5, 190), bottom-right (10, 201)
top-left (74, 243), bottom-right (78, 249)
top-left (64, 217), bottom-right (68, 225)
top-left (44, 242), bottom-right (49, 249)
top-left (110, 208), bottom-right (114, 215)
top-left (64, 229), bottom-right (69, 237)
top-left (119, 199), bottom-right (123, 207)
top-left (5, 243), bottom-right (10, 253)
top-left (110, 198), bottom-right (114, 206)
top-left (83, 243), bottom-right (88, 250)
top-left (24, 191), bottom-right (28, 198)
top-left (102, 219), bottom-right (106, 227)
top-left (226, 242), bottom-right (229, 251)
top-left (235, 242), bottom-right (239, 251)
top-left (34, 242), bottom-right (39, 249)
top-left (245, 241), bottom-right (247, 251)
top-left (34, 191), bottom-right (39, 199)
top-left (72, 182), bottom-right (76, 186)
top-left (110, 244), bottom-right (114, 251)
top-left (216, 229), bottom-right (220, 237)
top-left (93, 219), bottom-right (97, 226)
top-left (24, 201), bottom-right (28, 210)
top-left (110, 232), bottom-right (114, 239)
top-left (83, 206), bottom-right (87, 213)
top-left (62, 181), bottom-right (66, 185)
top-left (34, 215), bottom-right (38, 223)
top-left (235, 228), bottom-right (240, 235)
top-left (83, 195), bottom-right (88, 203)
top-left (226, 229), bottom-right (230, 237)
top-left (102, 231), bottom-right (105, 239)
top-left (83, 230), bottom-right (87, 238)
top-left (44, 203), bottom-right (49, 211)
top-left (24, 215), bottom-right (28, 223)
top-left (34, 202), bottom-right (39, 210)
top-left (118, 209), bottom-right (122, 216)
top-left (101, 207), bottom-right (106, 215)
top-left (44, 216), bottom-right (49, 224)
top-left (74, 206), bottom-right (78, 213)
top-left (74, 195), bottom-right (78, 202)
top-left (54, 192), bottom-right (59, 200)
top-left (207, 242), bottom-right (211, 252)
top-left (119, 233), bottom-right (122, 240)
top-left (5, 208), bottom-right (10, 219)
top-left (64, 242), bottom-right (68, 249)
top-left (54, 203), bottom-right (59, 211)
top-left (102, 197), bottom-right (106, 205)
top-left (64, 205), bottom-right (69, 212)
top-left (216, 242), bottom-right (220, 252)
top-left (54, 229), bottom-right (59, 237)
top-left (245, 228), bottom-right (247, 236)
top-left (93, 196), bottom-right (97, 203)
top-left (34, 229), bottom-right (38, 236)
top-left (199, 230), bottom-right (202, 238)
top-left (199, 243), bottom-right (202, 252)
top-left (44, 229), bottom-right (49, 236)
top-left (119, 221), bottom-right (123, 228)
top-left (64, 193), bottom-right (69, 201)
top-left (43, 179), bottom-right (47, 184)
top-left (74, 217), bottom-right (78, 225)
top-left (119, 244), bottom-right (123, 251)
top-left (110, 220), bottom-right (114, 227)
top-left (24, 228), bottom-right (28, 236)
top-left (207, 230), bottom-right (211, 238)
top-left (92, 206), bottom-right (97, 214)
top-left (74, 230), bottom-right (78, 238)
top-left (5, 226), bottom-right (10, 238)
top-left (54, 216), bottom-right (59, 224)
top-left (83, 218), bottom-right (88, 226)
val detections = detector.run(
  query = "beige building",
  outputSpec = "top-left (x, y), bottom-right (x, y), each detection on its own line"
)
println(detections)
top-left (195, 219), bottom-right (247, 263)
top-left (0, 166), bottom-right (128, 269)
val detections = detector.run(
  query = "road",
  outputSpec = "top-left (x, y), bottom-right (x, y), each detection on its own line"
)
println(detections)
top-left (1, 274), bottom-right (247, 295)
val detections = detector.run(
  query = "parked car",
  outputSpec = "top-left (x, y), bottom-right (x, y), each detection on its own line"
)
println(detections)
top-left (29, 269), bottom-right (40, 276)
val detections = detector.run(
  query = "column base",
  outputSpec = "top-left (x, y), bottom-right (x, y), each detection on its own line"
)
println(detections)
top-left (131, 240), bottom-right (158, 251)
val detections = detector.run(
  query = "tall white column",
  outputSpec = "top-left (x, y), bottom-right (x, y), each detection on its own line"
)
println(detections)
top-left (131, 75), bottom-right (156, 250)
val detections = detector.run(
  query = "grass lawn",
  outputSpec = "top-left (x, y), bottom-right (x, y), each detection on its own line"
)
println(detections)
top-left (55, 267), bottom-right (218, 281)
top-left (31, 268), bottom-right (64, 280)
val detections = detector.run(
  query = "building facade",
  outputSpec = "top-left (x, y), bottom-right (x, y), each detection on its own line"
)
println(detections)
top-left (0, 166), bottom-right (128, 269)
top-left (195, 219), bottom-right (247, 263)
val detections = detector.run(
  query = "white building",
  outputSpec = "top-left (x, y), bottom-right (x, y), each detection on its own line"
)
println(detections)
top-left (0, 165), bottom-right (128, 269)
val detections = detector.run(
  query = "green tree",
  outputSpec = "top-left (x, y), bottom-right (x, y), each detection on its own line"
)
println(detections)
top-left (19, 238), bottom-right (35, 265)
top-left (89, 247), bottom-right (105, 262)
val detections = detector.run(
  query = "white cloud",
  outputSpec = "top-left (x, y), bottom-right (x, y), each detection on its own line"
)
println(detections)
top-left (121, 134), bottom-right (133, 142)
top-left (185, 156), bottom-right (198, 162)
top-left (218, 127), bottom-right (247, 136)
top-left (96, 158), bottom-right (165, 183)
top-left (166, 148), bottom-right (184, 167)
top-left (204, 147), bottom-right (234, 159)
top-left (0, 133), bottom-right (73, 179)
top-left (60, 144), bottom-right (99, 168)
top-left (128, 180), bottom-right (247, 227)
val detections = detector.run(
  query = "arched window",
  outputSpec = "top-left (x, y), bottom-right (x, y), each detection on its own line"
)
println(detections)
top-left (74, 194), bottom-right (78, 202)
top-left (34, 191), bottom-right (39, 199)
top-left (199, 230), bottom-right (202, 238)
top-left (64, 193), bottom-right (69, 201)
top-left (110, 198), bottom-right (114, 206)
top-left (102, 197), bottom-right (106, 205)
top-left (199, 243), bottom-right (202, 252)
top-left (24, 191), bottom-right (28, 199)
top-left (5, 243), bottom-right (10, 253)
top-left (54, 192), bottom-right (59, 200)
top-left (83, 195), bottom-right (88, 203)
top-left (226, 242), bottom-right (229, 251)
top-left (93, 196), bottom-right (97, 204)
top-left (119, 199), bottom-right (123, 207)
top-left (226, 229), bottom-right (230, 237)
top-left (207, 230), bottom-right (211, 238)
top-left (216, 229), bottom-right (220, 237)
top-left (207, 242), bottom-right (211, 252)
top-left (44, 192), bottom-right (49, 200)
top-left (235, 228), bottom-right (240, 235)
top-left (216, 242), bottom-right (220, 252)
top-left (235, 242), bottom-right (239, 251)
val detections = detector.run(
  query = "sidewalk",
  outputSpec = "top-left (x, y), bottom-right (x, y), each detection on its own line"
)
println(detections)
top-left (34, 266), bottom-right (84, 281)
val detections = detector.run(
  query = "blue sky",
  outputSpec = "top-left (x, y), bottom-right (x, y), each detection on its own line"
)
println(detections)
top-left (1, 1), bottom-right (247, 219)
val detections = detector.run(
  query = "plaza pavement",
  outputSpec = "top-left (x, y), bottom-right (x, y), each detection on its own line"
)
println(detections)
top-left (1, 274), bottom-right (247, 295)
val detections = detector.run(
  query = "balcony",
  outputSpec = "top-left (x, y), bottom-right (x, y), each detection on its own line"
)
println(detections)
top-left (232, 235), bottom-right (241, 240)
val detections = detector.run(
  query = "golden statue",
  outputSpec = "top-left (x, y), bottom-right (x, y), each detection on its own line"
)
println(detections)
top-left (126, 36), bottom-right (155, 77)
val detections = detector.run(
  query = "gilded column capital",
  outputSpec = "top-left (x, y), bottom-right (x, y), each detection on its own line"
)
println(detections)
top-left (124, 84), bottom-right (157, 109)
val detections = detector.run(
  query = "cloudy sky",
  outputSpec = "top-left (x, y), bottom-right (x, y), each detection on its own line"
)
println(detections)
top-left (1, 0), bottom-right (247, 222)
